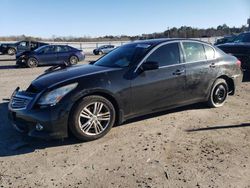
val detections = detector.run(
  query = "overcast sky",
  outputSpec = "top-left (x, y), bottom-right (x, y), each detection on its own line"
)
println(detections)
top-left (0, 0), bottom-right (249, 38)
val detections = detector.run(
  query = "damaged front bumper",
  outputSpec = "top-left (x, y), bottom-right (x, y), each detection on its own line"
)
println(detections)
top-left (8, 87), bottom-right (69, 139)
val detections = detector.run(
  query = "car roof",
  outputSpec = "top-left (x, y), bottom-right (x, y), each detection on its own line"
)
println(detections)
top-left (129, 38), bottom-right (213, 47)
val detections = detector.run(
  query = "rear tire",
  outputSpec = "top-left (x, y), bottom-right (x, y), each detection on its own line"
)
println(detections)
top-left (69, 95), bottom-right (116, 141)
top-left (207, 78), bottom-right (228, 108)
top-left (8, 48), bottom-right (16, 55)
top-left (27, 57), bottom-right (38, 68)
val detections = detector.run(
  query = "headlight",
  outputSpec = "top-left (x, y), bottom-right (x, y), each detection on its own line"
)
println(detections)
top-left (38, 83), bottom-right (78, 106)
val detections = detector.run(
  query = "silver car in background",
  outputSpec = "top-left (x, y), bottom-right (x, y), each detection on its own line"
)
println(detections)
top-left (93, 45), bottom-right (115, 55)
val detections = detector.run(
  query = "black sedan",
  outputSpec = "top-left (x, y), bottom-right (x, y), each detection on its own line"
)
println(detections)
top-left (16, 45), bottom-right (85, 68)
top-left (0, 40), bottom-right (48, 55)
top-left (8, 39), bottom-right (242, 141)
top-left (214, 34), bottom-right (237, 45)
top-left (217, 32), bottom-right (250, 72)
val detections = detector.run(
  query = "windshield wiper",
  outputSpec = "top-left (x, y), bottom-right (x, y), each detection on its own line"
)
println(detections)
top-left (44, 61), bottom-right (71, 73)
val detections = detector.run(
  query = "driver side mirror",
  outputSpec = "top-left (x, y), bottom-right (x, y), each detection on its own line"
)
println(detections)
top-left (141, 61), bottom-right (159, 71)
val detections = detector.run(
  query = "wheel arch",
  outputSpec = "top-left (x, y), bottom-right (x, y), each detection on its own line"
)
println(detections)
top-left (217, 75), bottom-right (235, 95)
top-left (69, 54), bottom-right (79, 62)
top-left (69, 90), bottom-right (123, 129)
top-left (27, 56), bottom-right (39, 65)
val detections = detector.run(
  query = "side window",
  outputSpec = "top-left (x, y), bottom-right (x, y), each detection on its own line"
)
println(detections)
top-left (19, 41), bottom-right (28, 47)
top-left (182, 42), bottom-right (206, 62)
top-left (204, 45), bottom-right (215, 60)
top-left (30, 42), bottom-right (37, 49)
top-left (43, 46), bottom-right (55, 54)
top-left (56, 46), bottom-right (69, 52)
top-left (146, 43), bottom-right (180, 67)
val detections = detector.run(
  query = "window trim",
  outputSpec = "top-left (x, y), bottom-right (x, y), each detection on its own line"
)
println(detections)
top-left (203, 44), bottom-right (216, 60)
top-left (135, 40), bottom-right (218, 72)
top-left (180, 40), bottom-right (217, 65)
top-left (134, 41), bottom-right (182, 72)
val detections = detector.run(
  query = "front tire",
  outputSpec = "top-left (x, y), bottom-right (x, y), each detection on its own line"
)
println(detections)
top-left (69, 96), bottom-right (116, 141)
top-left (8, 48), bottom-right (16, 55)
top-left (27, 57), bottom-right (38, 68)
top-left (207, 78), bottom-right (228, 108)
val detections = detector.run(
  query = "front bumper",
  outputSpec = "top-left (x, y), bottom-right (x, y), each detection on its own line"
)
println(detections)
top-left (8, 89), bottom-right (70, 139)
top-left (16, 57), bottom-right (27, 65)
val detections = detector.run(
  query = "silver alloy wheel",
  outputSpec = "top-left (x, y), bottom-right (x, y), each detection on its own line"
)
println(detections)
top-left (29, 59), bottom-right (37, 66)
top-left (8, 48), bottom-right (15, 55)
top-left (70, 56), bottom-right (78, 64)
top-left (78, 102), bottom-right (111, 136)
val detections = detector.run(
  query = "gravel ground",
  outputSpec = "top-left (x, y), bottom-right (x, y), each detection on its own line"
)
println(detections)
top-left (0, 54), bottom-right (250, 188)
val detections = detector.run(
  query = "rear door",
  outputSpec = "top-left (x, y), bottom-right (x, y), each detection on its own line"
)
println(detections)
top-left (131, 42), bottom-right (186, 115)
top-left (56, 46), bottom-right (70, 64)
top-left (182, 41), bottom-right (219, 102)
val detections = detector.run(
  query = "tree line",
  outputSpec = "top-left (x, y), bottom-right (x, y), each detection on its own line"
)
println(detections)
top-left (0, 24), bottom-right (249, 42)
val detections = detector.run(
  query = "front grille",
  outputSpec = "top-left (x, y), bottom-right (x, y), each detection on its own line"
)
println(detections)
top-left (11, 96), bottom-right (30, 109)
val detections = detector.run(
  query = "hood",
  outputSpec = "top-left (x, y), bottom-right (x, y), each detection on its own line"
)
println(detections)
top-left (16, 50), bottom-right (35, 58)
top-left (217, 42), bottom-right (250, 48)
top-left (31, 64), bottom-right (119, 90)
top-left (0, 43), bottom-right (14, 47)
top-left (217, 42), bottom-right (250, 55)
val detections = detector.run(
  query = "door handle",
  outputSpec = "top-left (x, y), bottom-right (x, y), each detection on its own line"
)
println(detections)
top-left (173, 69), bottom-right (185, 75)
top-left (210, 63), bottom-right (216, 68)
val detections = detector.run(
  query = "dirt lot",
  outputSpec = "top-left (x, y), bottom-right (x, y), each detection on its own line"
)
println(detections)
top-left (0, 54), bottom-right (250, 188)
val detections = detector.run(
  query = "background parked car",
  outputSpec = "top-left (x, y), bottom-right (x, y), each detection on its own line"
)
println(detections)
top-left (16, 45), bottom-right (85, 68)
top-left (214, 34), bottom-right (237, 45)
top-left (0, 40), bottom-right (48, 55)
top-left (93, 45), bottom-right (115, 55)
top-left (217, 32), bottom-right (250, 72)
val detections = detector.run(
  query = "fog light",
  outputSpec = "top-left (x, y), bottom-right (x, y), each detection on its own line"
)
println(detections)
top-left (36, 123), bottom-right (44, 131)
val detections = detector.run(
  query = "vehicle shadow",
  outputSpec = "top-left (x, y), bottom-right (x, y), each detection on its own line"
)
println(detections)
top-left (0, 102), bottom-right (81, 157)
top-left (121, 102), bottom-right (208, 125)
top-left (0, 101), bottom-right (248, 157)
top-left (0, 65), bottom-right (18, 70)
top-left (0, 102), bottom-right (208, 157)
top-left (0, 59), bottom-right (15, 61)
top-left (185, 123), bottom-right (250, 132)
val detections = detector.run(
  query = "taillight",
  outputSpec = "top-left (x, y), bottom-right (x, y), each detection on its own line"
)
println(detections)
top-left (236, 60), bottom-right (241, 68)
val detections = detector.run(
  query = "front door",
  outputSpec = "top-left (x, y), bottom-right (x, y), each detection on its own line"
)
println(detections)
top-left (38, 45), bottom-right (57, 64)
top-left (131, 42), bottom-right (186, 116)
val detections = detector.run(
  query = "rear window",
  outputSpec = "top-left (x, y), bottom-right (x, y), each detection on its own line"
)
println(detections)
top-left (56, 46), bottom-right (69, 52)
top-left (182, 42), bottom-right (206, 62)
top-left (204, 45), bottom-right (215, 60)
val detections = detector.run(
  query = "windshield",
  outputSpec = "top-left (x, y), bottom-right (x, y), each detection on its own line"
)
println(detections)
top-left (94, 43), bottom-right (152, 68)
top-left (233, 33), bottom-right (250, 43)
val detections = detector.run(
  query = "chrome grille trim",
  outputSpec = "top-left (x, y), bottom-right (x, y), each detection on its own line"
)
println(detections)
top-left (11, 95), bottom-right (32, 110)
